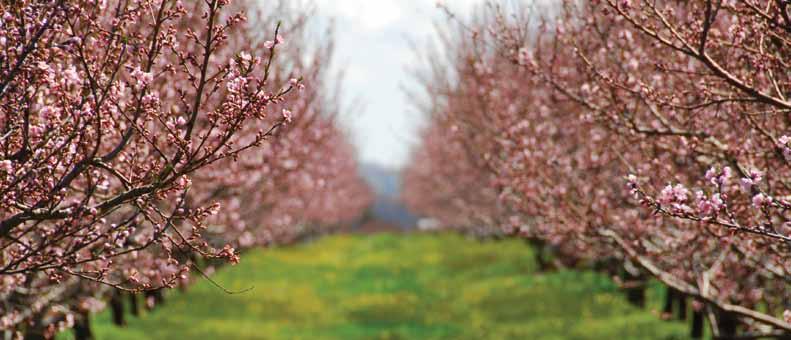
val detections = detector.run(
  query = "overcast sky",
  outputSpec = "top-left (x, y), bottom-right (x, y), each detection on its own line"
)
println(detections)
top-left (312, 0), bottom-right (484, 169)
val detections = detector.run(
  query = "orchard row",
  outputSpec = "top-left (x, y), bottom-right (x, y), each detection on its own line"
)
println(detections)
top-left (0, 0), bottom-right (371, 338)
top-left (404, 1), bottom-right (791, 338)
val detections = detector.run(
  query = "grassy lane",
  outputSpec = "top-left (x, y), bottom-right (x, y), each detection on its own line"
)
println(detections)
top-left (77, 233), bottom-right (689, 339)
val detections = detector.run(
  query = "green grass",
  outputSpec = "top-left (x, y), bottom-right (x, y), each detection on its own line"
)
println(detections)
top-left (68, 233), bottom-right (690, 339)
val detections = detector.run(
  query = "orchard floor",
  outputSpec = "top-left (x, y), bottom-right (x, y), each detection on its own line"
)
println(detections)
top-left (72, 233), bottom-right (691, 339)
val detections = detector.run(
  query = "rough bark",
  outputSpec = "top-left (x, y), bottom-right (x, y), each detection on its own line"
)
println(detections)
top-left (73, 312), bottom-right (94, 340)
top-left (128, 293), bottom-right (140, 317)
top-left (109, 291), bottom-right (126, 326)
top-left (622, 269), bottom-right (646, 309)
top-left (691, 309), bottom-right (705, 339)
top-left (677, 293), bottom-right (688, 321)
top-left (663, 286), bottom-right (676, 317)
top-left (716, 310), bottom-right (738, 338)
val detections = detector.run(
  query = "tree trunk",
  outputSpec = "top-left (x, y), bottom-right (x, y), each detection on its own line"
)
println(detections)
top-left (23, 327), bottom-right (46, 340)
top-left (621, 262), bottom-right (646, 309)
top-left (144, 290), bottom-right (165, 310)
top-left (23, 311), bottom-right (48, 340)
top-left (625, 285), bottom-right (646, 308)
top-left (677, 294), bottom-right (687, 321)
top-left (128, 292), bottom-right (140, 317)
top-left (153, 290), bottom-right (164, 305)
top-left (526, 239), bottom-right (550, 271)
top-left (691, 310), bottom-right (704, 339)
top-left (623, 272), bottom-right (646, 308)
top-left (73, 312), bottom-right (93, 340)
top-left (662, 286), bottom-right (676, 317)
top-left (716, 310), bottom-right (738, 338)
top-left (109, 291), bottom-right (126, 326)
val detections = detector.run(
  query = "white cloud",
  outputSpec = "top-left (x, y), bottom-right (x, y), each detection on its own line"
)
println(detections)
top-left (312, 0), bottom-right (487, 168)
top-left (315, 0), bottom-right (404, 30)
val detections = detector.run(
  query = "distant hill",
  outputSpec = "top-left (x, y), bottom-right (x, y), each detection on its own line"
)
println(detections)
top-left (359, 163), bottom-right (418, 229)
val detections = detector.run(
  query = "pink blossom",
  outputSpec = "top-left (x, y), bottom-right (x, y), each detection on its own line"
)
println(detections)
top-left (659, 183), bottom-right (689, 206)
top-left (658, 185), bottom-right (675, 205)
top-left (705, 166), bottom-right (732, 186)
top-left (740, 178), bottom-right (754, 193)
top-left (740, 169), bottom-right (763, 193)
top-left (695, 191), bottom-right (724, 217)
top-left (778, 136), bottom-right (791, 161)
top-left (63, 66), bottom-right (81, 87)
top-left (227, 75), bottom-right (248, 93)
top-left (749, 169), bottom-right (764, 182)
top-left (673, 183), bottom-right (689, 202)
top-left (705, 167), bottom-right (717, 183)
top-left (142, 93), bottom-right (159, 106)
top-left (130, 66), bottom-right (153, 89)
top-left (752, 193), bottom-right (770, 208)
top-left (697, 199), bottom-right (714, 217)
top-left (710, 193), bottom-right (724, 210)
top-left (264, 35), bottom-right (284, 49)
top-left (517, 47), bottom-right (534, 67)
top-left (39, 105), bottom-right (55, 120)
top-left (722, 167), bottom-right (732, 182)
top-left (218, 244), bottom-right (240, 265)
top-left (0, 160), bottom-right (12, 173)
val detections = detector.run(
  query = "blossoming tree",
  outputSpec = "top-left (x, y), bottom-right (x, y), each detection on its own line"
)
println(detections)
top-left (406, 1), bottom-right (791, 337)
top-left (0, 0), bottom-right (370, 337)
